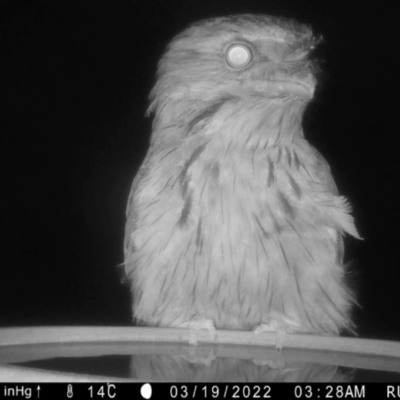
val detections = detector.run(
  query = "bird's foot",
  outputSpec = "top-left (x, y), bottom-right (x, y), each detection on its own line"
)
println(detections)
top-left (254, 323), bottom-right (287, 352)
top-left (252, 319), bottom-right (294, 368)
top-left (175, 317), bottom-right (217, 365)
top-left (176, 316), bottom-right (217, 346)
top-left (254, 318), bottom-right (303, 352)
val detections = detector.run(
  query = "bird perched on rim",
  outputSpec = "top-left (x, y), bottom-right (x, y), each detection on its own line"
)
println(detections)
top-left (123, 14), bottom-right (361, 339)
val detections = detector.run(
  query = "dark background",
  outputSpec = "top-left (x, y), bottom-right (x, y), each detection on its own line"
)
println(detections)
top-left (1, 1), bottom-right (398, 341)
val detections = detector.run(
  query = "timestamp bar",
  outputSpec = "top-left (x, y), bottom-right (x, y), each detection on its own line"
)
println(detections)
top-left (1, 383), bottom-right (399, 399)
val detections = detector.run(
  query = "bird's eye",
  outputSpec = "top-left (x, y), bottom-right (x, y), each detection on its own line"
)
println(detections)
top-left (226, 44), bottom-right (253, 68)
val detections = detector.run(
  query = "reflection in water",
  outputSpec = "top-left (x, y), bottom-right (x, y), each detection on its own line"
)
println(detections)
top-left (130, 351), bottom-right (352, 382)
top-left (5, 340), bottom-right (399, 381)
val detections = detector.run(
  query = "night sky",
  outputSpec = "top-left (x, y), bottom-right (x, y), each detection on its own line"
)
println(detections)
top-left (2, 1), bottom-right (398, 341)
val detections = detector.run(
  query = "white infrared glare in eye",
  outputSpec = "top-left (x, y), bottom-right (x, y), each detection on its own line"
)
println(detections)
top-left (226, 45), bottom-right (252, 68)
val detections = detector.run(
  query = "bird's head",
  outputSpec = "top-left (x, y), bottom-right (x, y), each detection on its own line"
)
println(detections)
top-left (147, 14), bottom-right (321, 144)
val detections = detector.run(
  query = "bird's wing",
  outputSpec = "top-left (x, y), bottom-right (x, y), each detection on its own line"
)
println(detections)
top-left (123, 153), bottom-right (152, 280)
top-left (311, 145), bottom-right (339, 196)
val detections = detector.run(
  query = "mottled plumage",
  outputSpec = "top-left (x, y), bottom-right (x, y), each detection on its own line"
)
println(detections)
top-left (124, 14), bottom-right (360, 337)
